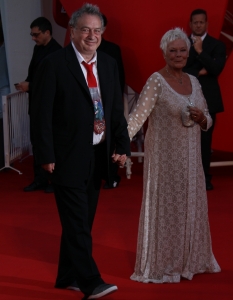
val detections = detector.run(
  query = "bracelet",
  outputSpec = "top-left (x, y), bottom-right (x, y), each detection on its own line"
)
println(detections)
top-left (200, 117), bottom-right (206, 124)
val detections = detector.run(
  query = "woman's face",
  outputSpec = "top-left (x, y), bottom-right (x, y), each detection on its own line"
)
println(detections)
top-left (165, 39), bottom-right (189, 70)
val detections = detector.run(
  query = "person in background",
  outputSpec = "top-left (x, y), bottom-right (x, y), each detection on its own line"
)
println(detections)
top-left (15, 17), bottom-right (62, 193)
top-left (128, 28), bottom-right (220, 283)
top-left (97, 13), bottom-right (125, 189)
top-left (31, 3), bottom-right (130, 299)
top-left (183, 8), bottom-right (226, 190)
top-left (0, 12), bottom-right (10, 119)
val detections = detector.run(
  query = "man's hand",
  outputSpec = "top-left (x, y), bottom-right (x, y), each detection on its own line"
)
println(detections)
top-left (198, 68), bottom-right (208, 76)
top-left (192, 36), bottom-right (203, 55)
top-left (15, 81), bottom-right (29, 92)
top-left (112, 153), bottom-right (127, 167)
top-left (42, 163), bottom-right (55, 173)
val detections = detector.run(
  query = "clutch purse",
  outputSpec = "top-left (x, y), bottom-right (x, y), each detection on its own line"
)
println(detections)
top-left (181, 106), bottom-right (195, 127)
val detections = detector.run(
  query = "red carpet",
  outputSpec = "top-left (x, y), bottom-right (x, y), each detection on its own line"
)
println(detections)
top-left (0, 154), bottom-right (232, 300)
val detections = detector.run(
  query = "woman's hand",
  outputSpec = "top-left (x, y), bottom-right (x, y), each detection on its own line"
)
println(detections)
top-left (188, 106), bottom-right (207, 128)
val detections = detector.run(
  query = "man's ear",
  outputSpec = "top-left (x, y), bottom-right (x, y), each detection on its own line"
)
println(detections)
top-left (102, 26), bottom-right (106, 34)
top-left (45, 30), bottom-right (50, 36)
top-left (70, 26), bottom-right (75, 38)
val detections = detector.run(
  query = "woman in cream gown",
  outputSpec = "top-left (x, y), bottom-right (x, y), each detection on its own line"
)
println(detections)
top-left (128, 28), bottom-right (220, 283)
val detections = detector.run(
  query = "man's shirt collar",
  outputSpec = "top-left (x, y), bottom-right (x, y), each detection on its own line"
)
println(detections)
top-left (71, 42), bottom-right (97, 64)
top-left (191, 32), bottom-right (207, 41)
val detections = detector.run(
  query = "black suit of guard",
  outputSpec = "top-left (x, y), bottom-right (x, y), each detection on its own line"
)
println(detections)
top-left (183, 34), bottom-right (226, 185)
top-left (26, 38), bottom-right (62, 184)
top-left (31, 43), bottom-right (130, 295)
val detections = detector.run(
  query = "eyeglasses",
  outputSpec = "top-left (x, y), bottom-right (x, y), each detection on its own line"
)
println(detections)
top-left (30, 32), bottom-right (42, 37)
top-left (75, 27), bottom-right (102, 35)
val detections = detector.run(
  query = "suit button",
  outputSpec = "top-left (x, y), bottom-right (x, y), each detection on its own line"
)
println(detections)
top-left (89, 142), bottom-right (93, 145)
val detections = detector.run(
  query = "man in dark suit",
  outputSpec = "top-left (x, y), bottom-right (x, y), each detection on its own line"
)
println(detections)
top-left (98, 14), bottom-right (125, 95)
top-left (97, 14), bottom-right (125, 189)
top-left (31, 3), bottom-right (130, 299)
top-left (183, 8), bottom-right (226, 190)
top-left (16, 17), bottom-right (62, 193)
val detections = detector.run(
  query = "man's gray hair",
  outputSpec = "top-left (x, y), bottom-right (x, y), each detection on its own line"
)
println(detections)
top-left (160, 27), bottom-right (190, 53)
top-left (69, 3), bottom-right (104, 28)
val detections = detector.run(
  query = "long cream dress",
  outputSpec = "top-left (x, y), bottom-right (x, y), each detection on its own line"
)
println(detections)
top-left (128, 72), bottom-right (220, 283)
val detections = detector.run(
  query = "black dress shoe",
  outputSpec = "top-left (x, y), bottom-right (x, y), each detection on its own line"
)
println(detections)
top-left (82, 283), bottom-right (118, 299)
top-left (44, 183), bottom-right (54, 193)
top-left (103, 177), bottom-right (121, 189)
top-left (23, 181), bottom-right (47, 192)
top-left (206, 181), bottom-right (214, 190)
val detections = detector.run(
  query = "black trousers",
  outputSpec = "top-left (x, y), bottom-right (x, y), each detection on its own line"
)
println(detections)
top-left (107, 160), bottom-right (120, 185)
top-left (54, 143), bottom-right (106, 294)
top-left (30, 117), bottom-right (48, 185)
top-left (201, 113), bottom-right (216, 182)
top-left (32, 145), bottom-right (48, 184)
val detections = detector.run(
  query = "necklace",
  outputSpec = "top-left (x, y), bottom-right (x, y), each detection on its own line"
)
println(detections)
top-left (184, 95), bottom-right (193, 106)
top-left (166, 68), bottom-right (183, 85)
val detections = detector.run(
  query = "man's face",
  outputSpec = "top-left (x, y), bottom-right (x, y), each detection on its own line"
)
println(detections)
top-left (70, 13), bottom-right (102, 60)
top-left (30, 26), bottom-right (51, 46)
top-left (190, 14), bottom-right (208, 36)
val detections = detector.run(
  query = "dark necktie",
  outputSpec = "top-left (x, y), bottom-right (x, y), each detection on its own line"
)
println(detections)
top-left (82, 61), bottom-right (105, 134)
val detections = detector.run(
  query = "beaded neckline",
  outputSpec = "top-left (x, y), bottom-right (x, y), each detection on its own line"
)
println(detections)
top-left (165, 68), bottom-right (184, 85)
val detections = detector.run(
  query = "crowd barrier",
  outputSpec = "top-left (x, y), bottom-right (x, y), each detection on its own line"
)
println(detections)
top-left (0, 92), bottom-right (31, 174)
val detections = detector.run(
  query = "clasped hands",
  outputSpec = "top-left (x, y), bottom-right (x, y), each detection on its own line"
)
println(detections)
top-left (112, 153), bottom-right (127, 167)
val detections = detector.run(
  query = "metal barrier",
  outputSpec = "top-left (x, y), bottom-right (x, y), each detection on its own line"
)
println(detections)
top-left (0, 92), bottom-right (31, 174)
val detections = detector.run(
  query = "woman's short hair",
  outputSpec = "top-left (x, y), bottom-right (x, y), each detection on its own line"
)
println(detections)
top-left (160, 27), bottom-right (190, 53)
top-left (69, 3), bottom-right (103, 28)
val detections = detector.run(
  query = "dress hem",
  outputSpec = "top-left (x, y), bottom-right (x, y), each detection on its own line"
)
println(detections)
top-left (130, 267), bottom-right (221, 283)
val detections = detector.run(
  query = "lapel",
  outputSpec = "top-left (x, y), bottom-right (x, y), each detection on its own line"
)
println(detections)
top-left (202, 34), bottom-right (214, 53)
top-left (65, 43), bottom-right (92, 102)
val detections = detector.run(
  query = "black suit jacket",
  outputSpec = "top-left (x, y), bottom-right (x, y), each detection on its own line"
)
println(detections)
top-left (26, 38), bottom-right (62, 113)
top-left (183, 34), bottom-right (226, 114)
top-left (98, 38), bottom-right (125, 94)
top-left (31, 43), bottom-right (130, 188)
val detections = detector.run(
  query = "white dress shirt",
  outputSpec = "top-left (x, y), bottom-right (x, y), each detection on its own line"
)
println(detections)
top-left (71, 42), bottom-right (105, 144)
